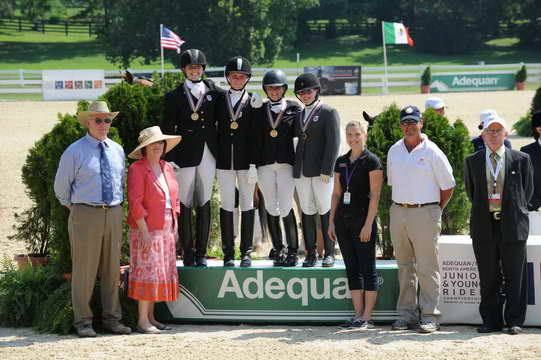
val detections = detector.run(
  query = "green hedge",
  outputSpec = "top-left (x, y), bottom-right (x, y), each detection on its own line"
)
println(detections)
top-left (513, 86), bottom-right (541, 137)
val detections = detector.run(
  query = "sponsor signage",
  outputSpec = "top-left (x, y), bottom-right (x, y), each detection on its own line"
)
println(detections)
top-left (157, 260), bottom-right (399, 323)
top-left (438, 235), bottom-right (541, 325)
top-left (430, 72), bottom-right (515, 93)
top-left (42, 70), bottom-right (107, 101)
top-left (304, 66), bottom-right (361, 95)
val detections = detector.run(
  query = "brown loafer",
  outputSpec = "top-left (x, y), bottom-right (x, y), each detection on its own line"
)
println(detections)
top-left (103, 323), bottom-right (132, 335)
top-left (76, 326), bottom-right (97, 338)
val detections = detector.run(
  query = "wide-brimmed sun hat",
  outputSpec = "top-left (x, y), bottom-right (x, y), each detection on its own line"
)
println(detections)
top-left (128, 126), bottom-right (181, 160)
top-left (76, 101), bottom-right (119, 127)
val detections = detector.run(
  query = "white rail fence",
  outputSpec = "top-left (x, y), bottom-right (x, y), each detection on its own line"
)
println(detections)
top-left (1, 63), bottom-right (540, 95)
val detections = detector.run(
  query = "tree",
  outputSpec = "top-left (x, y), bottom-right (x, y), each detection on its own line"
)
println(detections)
top-left (20, 0), bottom-right (53, 21)
top-left (97, 0), bottom-right (318, 67)
top-left (0, 0), bottom-right (15, 17)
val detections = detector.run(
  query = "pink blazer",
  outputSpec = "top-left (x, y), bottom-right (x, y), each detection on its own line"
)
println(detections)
top-left (127, 158), bottom-right (180, 230)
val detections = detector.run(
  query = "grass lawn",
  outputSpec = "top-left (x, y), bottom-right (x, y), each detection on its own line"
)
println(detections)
top-left (1, 29), bottom-right (541, 71)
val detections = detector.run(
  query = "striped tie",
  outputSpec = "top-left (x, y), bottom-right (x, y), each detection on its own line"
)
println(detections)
top-left (99, 142), bottom-right (113, 205)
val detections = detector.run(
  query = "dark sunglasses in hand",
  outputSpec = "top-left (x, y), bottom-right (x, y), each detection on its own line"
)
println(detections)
top-left (94, 118), bottom-right (113, 124)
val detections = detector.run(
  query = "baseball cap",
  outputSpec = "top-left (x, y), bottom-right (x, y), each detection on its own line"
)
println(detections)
top-left (483, 115), bottom-right (507, 130)
top-left (425, 97), bottom-right (445, 110)
top-left (400, 105), bottom-right (422, 124)
top-left (480, 109), bottom-right (498, 125)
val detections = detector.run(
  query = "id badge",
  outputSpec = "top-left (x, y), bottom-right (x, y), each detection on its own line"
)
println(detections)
top-left (343, 191), bottom-right (351, 205)
top-left (488, 193), bottom-right (501, 201)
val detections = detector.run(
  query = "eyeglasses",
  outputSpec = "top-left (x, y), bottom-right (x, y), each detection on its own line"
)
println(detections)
top-left (94, 118), bottom-right (113, 124)
top-left (485, 128), bottom-right (505, 135)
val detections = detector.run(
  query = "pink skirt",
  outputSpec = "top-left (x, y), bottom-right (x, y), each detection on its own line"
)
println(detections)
top-left (128, 211), bottom-right (179, 301)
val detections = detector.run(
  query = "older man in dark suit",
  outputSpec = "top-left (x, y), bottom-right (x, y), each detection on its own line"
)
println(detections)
top-left (520, 112), bottom-right (541, 211)
top-left (464, 115), bottom-right (534, 335)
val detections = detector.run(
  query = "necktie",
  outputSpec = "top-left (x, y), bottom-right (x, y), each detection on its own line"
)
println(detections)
top-left (99, 142), bottom-right (114, 205)
top-left (489, 152), bottom-right (503, 211)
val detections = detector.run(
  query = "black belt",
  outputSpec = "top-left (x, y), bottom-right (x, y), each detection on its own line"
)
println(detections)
top-left (394, 202), bottom-right (439, 208)
top-left (76, 203), bottom-right (120, 209)
top-left (491, 211), bottom-right (502, 220)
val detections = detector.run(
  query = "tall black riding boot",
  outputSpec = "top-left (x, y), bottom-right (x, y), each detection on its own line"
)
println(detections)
top-left (180, 204), bottom-right (194, 266)
top-left (267, 212), bottom-right (285, 266)
top-left (301, 213), bottom-right (318, 267)
top-left (320, 211), bottom-right (335, 267)
top-left (220, 208), bottom-right (235, 267)
top-left (283, 210), bottom-right (299, 267)
top-left (240, 209), bottom-right (255, 267)
top-left (195, 201), bottom-right (210, 267)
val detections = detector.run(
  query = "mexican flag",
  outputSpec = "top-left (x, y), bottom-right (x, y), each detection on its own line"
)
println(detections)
top-left (383, 21), bottom-right (414, 46)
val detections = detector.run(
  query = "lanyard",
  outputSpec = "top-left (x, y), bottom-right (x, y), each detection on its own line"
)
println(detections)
top-left (183, 82), bottom-right (206, 114)
top-left (226, 91), bottom-right (249, 122)
top-left (489, 155), bottom-right (503, 193)
top-left (266, 101), bottom-right (286, 129)
top-left (344, 159), bottom-right (360, 192)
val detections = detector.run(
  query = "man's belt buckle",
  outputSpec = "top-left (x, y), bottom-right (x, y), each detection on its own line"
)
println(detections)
top-left (492, 211), bottom-right (502, 220)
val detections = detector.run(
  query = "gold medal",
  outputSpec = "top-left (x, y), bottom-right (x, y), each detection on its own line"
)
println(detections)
top-left (230, 121), bottom-right (239, 130)
top-left (302, 133), bottom-right (307, 140)
top-left (191, 112), bottom-right (199, 120)
top-left (270, 129), bottom-right (278, 138)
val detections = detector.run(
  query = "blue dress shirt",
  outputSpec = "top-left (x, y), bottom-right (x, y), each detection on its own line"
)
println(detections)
top-left (54, 134), bottom-right (125, 206)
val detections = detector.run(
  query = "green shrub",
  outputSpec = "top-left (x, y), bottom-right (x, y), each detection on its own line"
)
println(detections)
top-left (513, 86), bottom-right (541, 137)
top-left (513, 112), bottom-right (533, 137)
top-left (530, 86), bottom-right (541, 114)
top-left (515, 65), bottom-right (527, 83)
top-left (0, 261), bottom-right (63, 327)
top-left (421, 66), bottom-right (431, 86)
top-left (33, 281), bottom-right (138, 335)
top-left (366, 104), bottom-right (473, 258)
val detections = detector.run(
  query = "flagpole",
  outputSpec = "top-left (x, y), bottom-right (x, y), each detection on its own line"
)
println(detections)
top-left (381, 21), bottom-right (389, 94)
top-left (160, 24), bottom-right (164, 78)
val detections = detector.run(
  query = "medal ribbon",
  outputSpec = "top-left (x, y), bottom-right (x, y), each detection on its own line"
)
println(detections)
top-left (489, 153), bottom-right (503, 194)
top-left (265, 101), bottom-right (286, 130)
top-left (300, 101), bottom-right (322, 136)
top-left (183, 82), bottom-right (206, 114)
top-left (226, 91), bottom-right (249, 124)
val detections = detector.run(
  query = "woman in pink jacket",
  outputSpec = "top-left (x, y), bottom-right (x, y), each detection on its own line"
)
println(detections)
top-left (127, 126), bottom-right (181, 334)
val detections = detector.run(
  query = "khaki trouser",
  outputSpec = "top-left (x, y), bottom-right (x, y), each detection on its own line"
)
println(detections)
top-left (69, 204), bottom-right (123, 329)
top-left (390, 203), bottom-right (442, 323)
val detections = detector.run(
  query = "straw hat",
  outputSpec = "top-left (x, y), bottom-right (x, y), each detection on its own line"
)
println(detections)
top-left (76, 101), bottom-right (119, 127)
top-left (128, 126), bottom-right (182, 160)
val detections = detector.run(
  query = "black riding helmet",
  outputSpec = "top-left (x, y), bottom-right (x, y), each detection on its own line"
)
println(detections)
top-left (180, 49), bottom-right (207, 69)
top-left (224, 56), bottom-right (251, 90)
top-left (294, 73), bottom-right (320, 104)
top-left (262, 69), bottom-right (288, 99)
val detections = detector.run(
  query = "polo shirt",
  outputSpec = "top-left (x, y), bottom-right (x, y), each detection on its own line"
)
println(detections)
top-left (387, 133), bottom-right (455, 204)
top-left (334, 149), bottom-right (382, 217)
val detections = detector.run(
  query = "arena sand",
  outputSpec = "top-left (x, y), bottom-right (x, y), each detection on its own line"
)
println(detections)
top-left (0, 91), bottom-right (539, 359)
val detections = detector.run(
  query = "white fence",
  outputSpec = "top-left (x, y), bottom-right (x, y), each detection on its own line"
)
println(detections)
top-left (1, 63), bottom-right (540, 96)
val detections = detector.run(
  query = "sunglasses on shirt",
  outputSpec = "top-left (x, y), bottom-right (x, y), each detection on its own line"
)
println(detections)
top-left (94, 118), bottom-right (113, 124)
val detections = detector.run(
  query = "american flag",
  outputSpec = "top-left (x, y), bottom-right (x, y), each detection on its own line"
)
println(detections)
top-left (161, 26), bottom-right (185, 54)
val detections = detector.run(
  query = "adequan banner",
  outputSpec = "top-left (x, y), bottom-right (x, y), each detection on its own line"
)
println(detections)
top-left (439, 235), bottom-right (541, 326)
top-left (156, 260), bottom-right (399, 323)
top-left (430, 72), bottom-right (515, 93)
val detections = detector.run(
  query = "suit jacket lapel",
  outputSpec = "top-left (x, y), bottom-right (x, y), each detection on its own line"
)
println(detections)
top-left (477, 149), bottom-right (489, 202)
top-left (144, 158), bottom-right (165, 194)
top-left (503, 147), bottom-right (513, 197)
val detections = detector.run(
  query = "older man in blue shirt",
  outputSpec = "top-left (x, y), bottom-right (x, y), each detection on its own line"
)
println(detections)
top-left (54, 101), bottom-right (131, 337)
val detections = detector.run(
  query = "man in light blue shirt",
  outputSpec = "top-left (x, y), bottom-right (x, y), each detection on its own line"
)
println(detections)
top-left (54, 101), bottom-right (131, 337)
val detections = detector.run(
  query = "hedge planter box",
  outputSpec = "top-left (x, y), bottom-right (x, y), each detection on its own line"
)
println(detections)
top-left (14, 254), bottom-right (49, 271)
